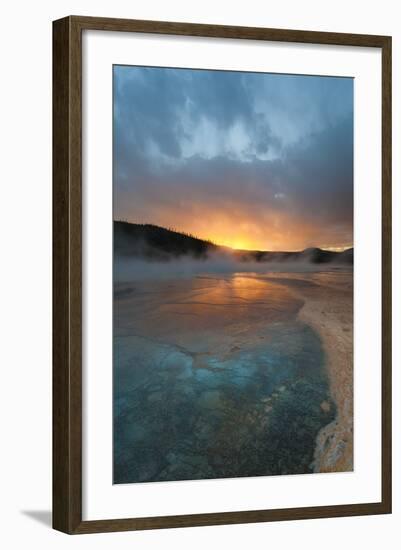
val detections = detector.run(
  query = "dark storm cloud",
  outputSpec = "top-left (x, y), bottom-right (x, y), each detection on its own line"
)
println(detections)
top-left (113, 66), bottom-right (353, 251)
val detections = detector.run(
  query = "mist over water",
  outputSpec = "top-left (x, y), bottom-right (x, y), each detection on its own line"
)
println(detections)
top-left (113, 267), bottom-right (335, 483)
top-left (114, 254), bottom-right (344, 284)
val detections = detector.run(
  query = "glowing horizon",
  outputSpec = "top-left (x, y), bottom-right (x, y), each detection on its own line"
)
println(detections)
top-left (117, 218), bottom-right (353, 253)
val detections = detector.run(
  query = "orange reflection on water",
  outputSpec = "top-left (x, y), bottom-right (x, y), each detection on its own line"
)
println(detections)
top-left (115, 274), bottom-right (304, 357)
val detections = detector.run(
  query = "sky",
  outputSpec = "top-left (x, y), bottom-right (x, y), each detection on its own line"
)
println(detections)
top-left (113, 65), bottom-right (353, 252)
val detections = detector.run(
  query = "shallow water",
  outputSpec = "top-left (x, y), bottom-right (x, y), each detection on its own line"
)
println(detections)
top-left (113, 274), bottom-right (335, 483)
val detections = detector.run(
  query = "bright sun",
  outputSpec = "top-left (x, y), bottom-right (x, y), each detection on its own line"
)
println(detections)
top-left (213, 236), bottom-right (259, 251)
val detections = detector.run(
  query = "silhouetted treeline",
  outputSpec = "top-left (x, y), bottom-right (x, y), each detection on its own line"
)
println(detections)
top-left (114, 221), bottom-right (216, 260)
top-left (235, 247), bottom-right (353, 264)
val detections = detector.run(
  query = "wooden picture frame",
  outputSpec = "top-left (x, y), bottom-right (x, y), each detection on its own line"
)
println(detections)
top-left (53, 15), bottom-right (392, 534)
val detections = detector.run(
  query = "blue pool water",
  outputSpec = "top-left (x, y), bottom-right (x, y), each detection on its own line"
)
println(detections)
top-left (113, 274), bottom-right (335, 483)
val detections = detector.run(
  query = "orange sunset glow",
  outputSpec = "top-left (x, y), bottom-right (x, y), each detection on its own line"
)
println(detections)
top-left (126, 206), bottom-right (353, 253)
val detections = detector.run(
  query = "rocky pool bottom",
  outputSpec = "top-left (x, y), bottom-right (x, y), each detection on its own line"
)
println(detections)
top-left (113, 274), bottom-right (336, 484)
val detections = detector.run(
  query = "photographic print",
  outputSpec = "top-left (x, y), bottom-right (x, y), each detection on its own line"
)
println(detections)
top-left (113, 65), bottom-right (354, 485)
